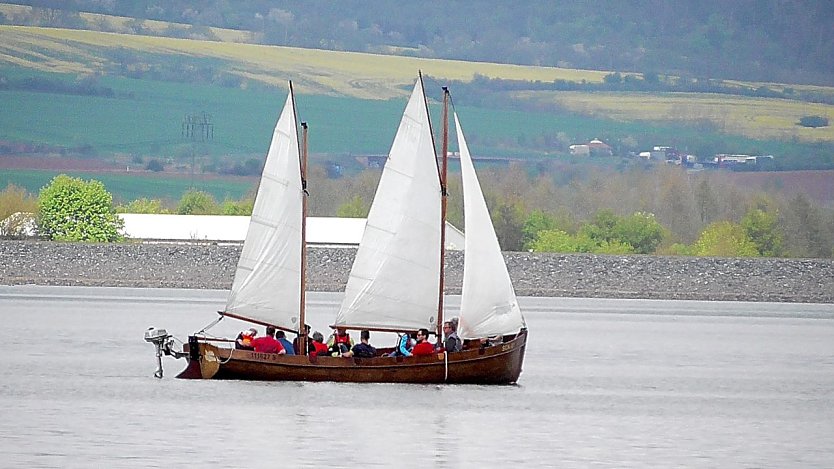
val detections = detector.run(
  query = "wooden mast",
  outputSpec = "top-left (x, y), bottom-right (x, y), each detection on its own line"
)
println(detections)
top-left (298, 92), bottom-right (309, 355)
top-left (436, 86), bottom-right (450, 341)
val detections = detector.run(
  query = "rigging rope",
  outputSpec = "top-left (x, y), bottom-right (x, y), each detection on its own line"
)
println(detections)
top-left (196, 314), bottom-right (224, 335)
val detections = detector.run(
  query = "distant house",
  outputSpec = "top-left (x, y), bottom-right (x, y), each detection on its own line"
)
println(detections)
top-left (713, 154), bottom-right (774, 167)
top-left (569, 144), bottom-right (590, 156)
top-left (571, 138), bottom-right (612, 156)
top-left (588, 138), bottom-right (613, 156)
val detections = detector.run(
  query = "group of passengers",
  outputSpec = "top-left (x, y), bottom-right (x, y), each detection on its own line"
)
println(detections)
top-left (235, 317), bottom-right (470, 358)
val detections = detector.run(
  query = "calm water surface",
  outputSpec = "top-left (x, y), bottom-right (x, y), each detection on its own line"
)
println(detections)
top-left (1, 286), bottom-right (833, 468)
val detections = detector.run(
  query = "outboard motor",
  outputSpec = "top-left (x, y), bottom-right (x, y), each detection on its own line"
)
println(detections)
top-left (144, 327), bottom-right (175, 378)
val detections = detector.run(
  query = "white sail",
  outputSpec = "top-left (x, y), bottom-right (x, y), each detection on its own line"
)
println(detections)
top-left (334, 78), bottom-right (441, 331)
top-left (225, 90), bottom-right (303, 331)
top-left (455, 113), bottom-right (525, 339)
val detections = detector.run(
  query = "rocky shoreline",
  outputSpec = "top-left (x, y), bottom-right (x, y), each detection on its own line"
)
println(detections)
top-left (1, 240), bottom-right (833, 303)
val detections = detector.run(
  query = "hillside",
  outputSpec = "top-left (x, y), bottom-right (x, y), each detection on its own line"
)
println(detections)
top-left (1, 24), bottom-right (833, 172)
top-left (2, 1), bottom-right (833, 86)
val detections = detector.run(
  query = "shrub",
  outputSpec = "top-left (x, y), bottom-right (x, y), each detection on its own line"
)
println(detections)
top-left (0, 184), bottom-right (38, 238)
top-left (176, 190), bottom-right (218, 214)
top-left (145, 159), bottom-right (164, 172)
top-left (797, 116), bottom-right (829, 128)
top-left (37, 175), bottom-right (123, 242)
top-left (692, 221), bottom-right (759, 257)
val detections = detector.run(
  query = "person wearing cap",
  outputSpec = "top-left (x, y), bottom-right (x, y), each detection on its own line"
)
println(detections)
top-left (235, 327), bottom-right (257, 350)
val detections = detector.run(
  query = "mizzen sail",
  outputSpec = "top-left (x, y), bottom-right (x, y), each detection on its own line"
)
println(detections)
top-left (225, 89), bottom-right (303, 331)
top-left (455, 113), bottom-right (525, 339)
top-left (334, 78), bottom-right (441, 331)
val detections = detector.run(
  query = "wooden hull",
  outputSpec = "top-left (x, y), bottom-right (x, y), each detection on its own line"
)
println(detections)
top-left (176, 329), bottom-right (527, 384)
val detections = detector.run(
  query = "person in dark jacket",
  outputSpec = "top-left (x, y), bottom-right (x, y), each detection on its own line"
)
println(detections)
top-left (351, 330), bottom-right (377, 358)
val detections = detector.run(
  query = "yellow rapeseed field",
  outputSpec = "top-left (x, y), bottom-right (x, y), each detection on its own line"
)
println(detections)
top-left (516, 91), bottom-right (834, 142)
top-left (0, 25), bottom-right (608, 99)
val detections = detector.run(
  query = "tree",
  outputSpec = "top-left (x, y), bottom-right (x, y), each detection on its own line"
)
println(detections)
top-left (490, 197), bottom-right (526, 251)
top-left (221, 198), bottom-right (254, 215)
top-left (336, 195), bottom-right (367, 218)
top-left (741, 207), bottom-right (783, 257)
top-left (581, 209), bottom-right (619, 244)
top-left (521, 210), bottom-right (559, 250)
top-left (176, 190), bottom-right (218, 215)
top-left (692, 221), bottom-right (759, 257)
top-left (145, 159), bottom-right (164, 172)
top-left (37, 174), bottom-right (123, 242)
top-left (614, 212), bottom-right (665, 254)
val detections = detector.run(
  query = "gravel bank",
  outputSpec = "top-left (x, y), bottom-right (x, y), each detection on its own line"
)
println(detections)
top-left (1, 240), bottom-right (832, 303)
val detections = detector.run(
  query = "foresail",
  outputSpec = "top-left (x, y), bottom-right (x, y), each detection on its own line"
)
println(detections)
top-left (334, 78), bottom-right (441, 331)
top-left (225, 91), bottom-right (302, 331)
top-left (455, 113), bottom-right (525, 339)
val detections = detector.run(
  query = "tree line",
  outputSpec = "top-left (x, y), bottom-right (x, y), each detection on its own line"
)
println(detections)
top-left (2, 166), bottom-right (832, 258)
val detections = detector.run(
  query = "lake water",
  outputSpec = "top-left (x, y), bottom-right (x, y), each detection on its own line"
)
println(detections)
top-left (1, 286), bottom-right (833, 468)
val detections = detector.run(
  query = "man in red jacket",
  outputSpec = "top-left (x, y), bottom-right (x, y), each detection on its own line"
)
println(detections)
top-left (411, 328), bottom-right (435, 356)
top-left (250, 326), bottom-right (286, 354)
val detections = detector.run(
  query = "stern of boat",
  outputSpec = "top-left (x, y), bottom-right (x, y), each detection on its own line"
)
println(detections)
top-left (175, 336), bottom-right (221, 379)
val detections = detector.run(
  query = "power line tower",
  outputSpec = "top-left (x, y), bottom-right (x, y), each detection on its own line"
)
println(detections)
top-left (181, 112), bottom-right (215, 189)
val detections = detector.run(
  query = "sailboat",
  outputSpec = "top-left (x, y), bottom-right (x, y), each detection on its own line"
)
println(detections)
top-left (150, 76), bottom-right (527, 384)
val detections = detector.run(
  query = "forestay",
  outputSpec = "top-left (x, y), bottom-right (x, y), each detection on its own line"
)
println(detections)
top-left (455, 113), bottom-right (526, 339)
top-left (225, 91), bottom-right (303, 331)
top-left (334, 78), bottom-right (441, 331)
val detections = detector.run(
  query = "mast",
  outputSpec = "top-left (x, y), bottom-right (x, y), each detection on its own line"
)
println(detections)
top-left (298, 85), bottom-right (309, 354)
top-left (436, 86), bottom-right (449, 341)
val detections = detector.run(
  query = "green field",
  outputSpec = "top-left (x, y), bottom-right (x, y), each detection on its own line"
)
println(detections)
top-left (1, 24), bottom-right (833, 173)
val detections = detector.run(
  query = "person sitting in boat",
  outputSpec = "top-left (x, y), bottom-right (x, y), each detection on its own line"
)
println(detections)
top-left (293, 324), bottom-right (315, 356)
top-left (388, 332), bottom-right (414, 357)
top-left (412, 328), bottom-right (435, 356)
top-left (437, 319), bottom-right (462, 353)
top-left (275, 330), bottom-right (295, 355)
top-left (478, 335), bottom-right (503, 348)
top-left (351, 330), bottom-right (377, 358)
top-left (235, 328), bottom-right (257, 350)
top-left (310, 331), bottom-right (329, 357)
top-left (327, 327), bottom-right (354, 357)
top-left (250, 326), bottom-right (286, 354)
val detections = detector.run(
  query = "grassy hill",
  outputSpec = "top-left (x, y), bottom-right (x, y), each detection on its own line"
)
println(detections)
top-left (1, 24), bottom-right (833, 175)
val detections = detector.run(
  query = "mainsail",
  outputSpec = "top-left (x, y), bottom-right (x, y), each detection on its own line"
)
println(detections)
top-left (455, 113), bottom-right (526, 339)
top-left (334, 77), bottom-right (441, 331)
top-left (224, 89), bottom-right (303, 332)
